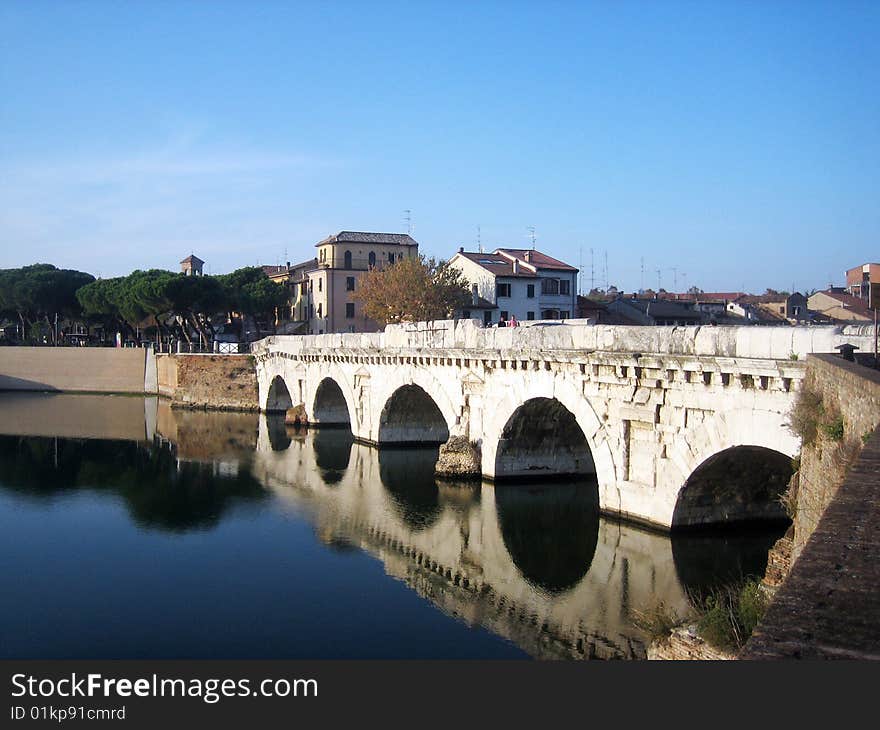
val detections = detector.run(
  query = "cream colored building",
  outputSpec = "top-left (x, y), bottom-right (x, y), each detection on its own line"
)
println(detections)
top-left (273, 232), bottom-right (419, 335)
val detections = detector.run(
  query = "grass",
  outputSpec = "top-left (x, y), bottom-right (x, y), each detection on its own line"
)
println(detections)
top-left (631, 601), bottom-right (686, 643)
top-left (689, 578), bottom-right (769, 653)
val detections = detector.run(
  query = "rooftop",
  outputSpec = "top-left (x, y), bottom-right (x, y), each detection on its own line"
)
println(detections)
top-left (455, 247), bottom-right (577, 277)
top-left (315, 231), bottom-right (419, 247)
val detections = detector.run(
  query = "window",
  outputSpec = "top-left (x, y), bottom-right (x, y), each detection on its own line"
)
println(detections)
top-left (309, 305), bottom-right (314, 318)
top-left (317, 303), bottom-right (322, 317)
top-left (309, 280), bottom-right (313, 292)
top-left (368, 251), bottom-right (376, 268)
top-left (484, 311), bottom-right (493, 325)
top-left (496, 282), bottom-right (511, 298)
top-left (527, 311), bottom-right (535, 320)
top-left (388, 252), bottom-right (395, 263)
top-left (541, 279), bottom-right (560, 296)
top-left (561, 311), bottom-right (570, 319)
top-left (346, 276), bottom-right (355, 291)
top-left (500, 311), bottom-right (509, 321)
top-left (560, 280), bottom-right (570, 295)
top-left (346, 303), bottom-right (355, 318)
top-left (318, 278), bottom-right (322, 292)
top-left (527, 284), bottom-right (535, 298)
top-left (462, 310), bottom-right (471, 319)
top-left (344, 250), bottom-right (352, 268)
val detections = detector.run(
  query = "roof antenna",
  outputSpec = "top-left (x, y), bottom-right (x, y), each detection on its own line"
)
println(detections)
top-left (403, 209), bottom-right (412, 235)
top-left (527, 226), bottom-right (536, 249)
top-left (477, 225), bottom-right (483, 253)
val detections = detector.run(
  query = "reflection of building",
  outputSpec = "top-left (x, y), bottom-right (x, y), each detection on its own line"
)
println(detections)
top-left (845, 263), bottom-right (880, 310)
top-left (448, 248), bottom-right (578, 325)
top-left (266, 232), bottom-right (419, 335)
top-left (180, 254), bottom-right (204, 276)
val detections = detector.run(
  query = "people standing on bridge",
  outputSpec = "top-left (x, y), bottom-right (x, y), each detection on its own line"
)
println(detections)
top-left (508, 314), bottom-right (519, 328)
top-left (497, 317), bottom-right (507, 327)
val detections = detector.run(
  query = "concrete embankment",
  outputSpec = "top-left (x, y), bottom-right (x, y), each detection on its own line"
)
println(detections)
top-left (0, 346), bottom-right (155, 394)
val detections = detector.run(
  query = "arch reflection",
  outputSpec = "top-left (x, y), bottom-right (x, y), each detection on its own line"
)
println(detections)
top-left (312, 429), bottom-right (353, 485)
top-left (377, 446), bottom-right (442, 530)
top-left (494, 480), bottom-right (600, 595)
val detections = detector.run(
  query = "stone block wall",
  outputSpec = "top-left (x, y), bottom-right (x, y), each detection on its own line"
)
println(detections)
top-left (156, 354), bottom-right (258, 411)
top-left (792, 355), bottom-right (880, 556)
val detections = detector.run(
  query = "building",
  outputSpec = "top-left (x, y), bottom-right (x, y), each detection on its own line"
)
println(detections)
top-left (448, 248), bottom-right (578, 325)
top-left (180, 254), bottom-right (204, 276)
top-left (845, 263), bottom-right (880, 310)
top-left (274, 232), bottom-right (419, 335)
top-left (605, 296), bottom-right (704, 326)
top-left (808, 289), bottom-right (875, 323)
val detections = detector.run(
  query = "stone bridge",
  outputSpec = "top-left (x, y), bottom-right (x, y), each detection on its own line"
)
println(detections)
top-left (252, 321), bottom-right (870, 529)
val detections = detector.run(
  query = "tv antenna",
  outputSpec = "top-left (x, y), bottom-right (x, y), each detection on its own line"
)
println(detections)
top-left (477, 225), bottom-right (483, 253)
top-left (527, 226), bottom-right (536, 249)
top-left (403, 209), bottom-right (412, 235)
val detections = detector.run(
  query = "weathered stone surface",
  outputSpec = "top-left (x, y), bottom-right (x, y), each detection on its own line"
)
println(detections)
top-left (435, 436), bottom-right (481, 478)
top-left (743, 426), bottom-right (880, 659)
top-left (647, 625), bottom-right (735, 661)
top-left (252, 321), bottom-right (821, 528)
top-left (157, 353), bottom-right (258, 411)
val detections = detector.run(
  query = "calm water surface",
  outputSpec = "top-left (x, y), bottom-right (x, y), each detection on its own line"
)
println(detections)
top-left (0, 393), bottom-right (785, 659)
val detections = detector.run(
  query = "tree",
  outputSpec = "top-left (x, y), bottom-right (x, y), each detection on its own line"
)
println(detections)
top-left (353, 255), bottom-right (471, 325)
top-left (0, 264), bottom-right (94, 343)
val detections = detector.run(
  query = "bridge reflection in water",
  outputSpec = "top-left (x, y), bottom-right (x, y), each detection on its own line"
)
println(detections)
top-left (0, 393), bottom-right (784, 660)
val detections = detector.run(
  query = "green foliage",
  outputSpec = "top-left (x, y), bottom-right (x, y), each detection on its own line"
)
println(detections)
top-left (691, 578), bottom-right (769, 652)
top-left (215, 267), bottom-right (287, 317)
top-left (820, 417), bottom-right (845, 442)
top-left (788, 387), bottom-right (824, 446)
top-left (788, 352), bottom-right (799, 361)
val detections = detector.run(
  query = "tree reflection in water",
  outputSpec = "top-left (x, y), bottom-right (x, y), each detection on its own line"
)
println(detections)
top-left (0, 435), bottom-right (266, 532)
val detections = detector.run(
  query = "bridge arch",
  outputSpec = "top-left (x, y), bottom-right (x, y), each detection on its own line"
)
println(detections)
top-left (370, 369), bottom-right (459, 445)
top-left (481, 376), bottom-right (616, 508)
top-left (265, 374), bottom-right (294, 413)
top-left (672, 445), bottom-right (793, 529)
top-left (312, 377), bottom-right (352, 426)
top-left (493, 397), bottom-right (596, 479)
top-left (662, 407), bottom-right (799, 529)
top-left (378, 385), bottom-right (450, 445)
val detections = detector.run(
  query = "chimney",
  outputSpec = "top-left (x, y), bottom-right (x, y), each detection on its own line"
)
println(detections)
top-left (471, 283), bottom-right (479, 306)
top-left (459, 246), bottom-right (464, 253)
top-left (286, 261), bottom-right (290, 270)
top-left (513, 259), bottom-right (519, 274)
top-left (524, 251), bottom-right (531, 262)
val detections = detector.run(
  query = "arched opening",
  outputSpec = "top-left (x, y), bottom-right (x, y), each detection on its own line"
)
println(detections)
top-left (344, 250), bottom-right (352, 269)
top-left (378, 447), bottom-right (442, 530)
top-left (672, 446), bottom-right (794, 530)
top-left (494, 398), bottom-right (596, 479)
top-left (312, 378), bottom-right (351, 426)
top-left (495, 481), bottom-right (599, 595)
top-left (265, 375), bottom-right (293, 413)
top-left (368, 251), bottom-right (376, 268)
top-left (377, 385), bottom-right (450, 445)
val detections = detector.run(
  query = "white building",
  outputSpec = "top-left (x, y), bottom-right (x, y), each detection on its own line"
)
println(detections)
top-left (448, 248), bottom-right (578, 325)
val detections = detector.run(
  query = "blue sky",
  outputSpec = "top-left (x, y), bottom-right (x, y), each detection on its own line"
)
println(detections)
top-left (1, 0), bottom-right (877, 293)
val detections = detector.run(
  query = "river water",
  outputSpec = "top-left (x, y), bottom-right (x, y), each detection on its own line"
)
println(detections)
top-left (0, 393), bottom-right (785, 659)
